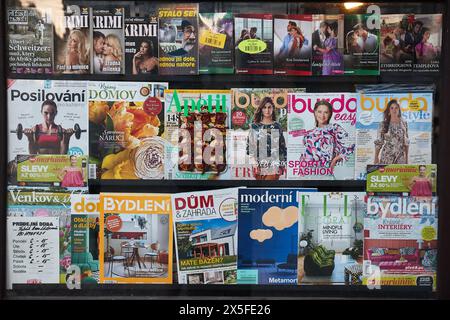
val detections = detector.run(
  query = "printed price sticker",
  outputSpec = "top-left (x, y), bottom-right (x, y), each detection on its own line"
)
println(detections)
top-left (408, 99), bottom-right (420, 111)
top-left (199, 30), bottom-right (226, 49)
top-left (422, 226), bottom-right (437, 241)
top-left (238, 39), bottom-right (267, 54)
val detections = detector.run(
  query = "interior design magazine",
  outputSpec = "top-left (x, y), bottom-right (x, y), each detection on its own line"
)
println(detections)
top-left (99, 193), bottom-right (173, 284)
top-left (88, 81), bottom-right (168, 180)
top-left (125, 12), bottom-right (159, 75)
top-left (172, 188), bottom-right (239, 284)
top-left (234, 14), bottom-right (273, 74)
top-left (230, 88), bottom-right (304, 180)
top-left (287, 93), bottom-right (357, 180)
top-left (54, 4), bottom-right (91, 74)
top-left (158, 3), bottom-right (199, 75)
top-left (363, 196), bottom-right (438, 289)
top-left (298, 192), bottom-right (366, 285)
top-left (343, 14), bottom-right (380, 75)
top-left (71, 194), bottom-right (100, 284)
top-left (311, 14), bottom-right (344, 76)
top-left (273, 14), bottom-right (312, 75)
top-left (7, 79), bottom-right (88, 164)
top-left (199, 12), bottom-right (234, 74)
top-left (92, 6), bottom-right (125, 74)
top-left (355, 88), bottom-right (433, 180)
top-left (412, 14), bottom-right (442, 73)
top-left (164, 89), bottom-right (231, 180)
top-left (7, 6), bottom-right (53, 74)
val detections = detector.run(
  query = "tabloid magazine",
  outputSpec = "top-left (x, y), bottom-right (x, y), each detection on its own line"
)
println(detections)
top-left (234, 14), bottom-right (273, 74)
top-left (298, 192), bottom-right (366, 285)
top-left (164, 89), bottom-right (231, 180)
top-left (7, 6), bottom-right (53, 74)
top-left (273, 15), bottom-right (312, 75)
top-left (99, 193), bottom-right (173, 284)
top-left (87, 81), bottom-right (168, 180)
top-left (199, 12), bottom-right (234, 74)
top-left (91, 6), bottom-right (125, 74)
top-left (355, 86), bottom-right (433, 180)
top-left (172, 188), bottom-right (239, 284)
top-left (6, 79), bottom-right (88, 165)
top-left (54, 5), bottom-right (91, 74)
top-left (230, 88), bottom-right (304, 180)
top-left (363, 196), bottom-right (438, 290)
top-left (158, 3), bottom-right (199, 75)
top-left (287, 93), bottom-right (357, 180)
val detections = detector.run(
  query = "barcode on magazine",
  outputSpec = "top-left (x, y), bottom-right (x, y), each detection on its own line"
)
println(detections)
top-left (88, 164), bottom-right (97, 179)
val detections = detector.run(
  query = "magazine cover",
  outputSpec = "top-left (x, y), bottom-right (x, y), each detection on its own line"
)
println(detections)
top-left (273, 15), bottom-right (312, 75)
top-left (7, 7), bottom-right (53, 74)
top-left (199, 12), bottom-right (234, 74)
top-left (54, 5), bottom-right (91, 74)
top-left (380, 14), bottom-right (414, 73)
top-left (363, 196), bottom-right (438, 289)
top-left (287, 93), bottom-right (357, 180)
top-left (7, 79), bottom-right (88, 164)
top-left (237, 188), bottom-right (303, 284)
top-left (12, 155), bottom-right (88, 190)
top-left (6, 188), bottom-right (77, 286)
top-left (92, 7), bottom-right (125, 74)
top-left (311, 14), bottom-right (344, 76)
top-left (412, 14), bottom-right (442, 73)
top-left (172, 188), bottom-right (239, 284)
top-left (230, 88), bottom-right (305, 180)
top-left (71, 194), bottom-right (100, 284)
top-left (366, 164), bottom-right (437, 196)
top-left (164, 89), bottom-right (231, 180)
top-left (298, 192), bottom-right (366, 285)
top-left (88, 81), bottom-right (168, 180)
top-left (344, 14), bottom-right (380, 75)
top-left (99, 193), bottom-right (173, 284)
top-left (158, 3), bottom-right (199, 75)
top-left (125, 14), bottom-right (158, 75)
top-left (234, 14), bottom-right (273, 74)
top-left (355, 91), bottom-right (433, 180)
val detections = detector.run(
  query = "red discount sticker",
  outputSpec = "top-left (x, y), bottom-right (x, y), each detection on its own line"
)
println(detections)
top-left (232, 110), bottom-right (247, 126)
top-left (144, 97), bottom-right (163, 116)
top-left (105, 215), bottom-right (123, 233)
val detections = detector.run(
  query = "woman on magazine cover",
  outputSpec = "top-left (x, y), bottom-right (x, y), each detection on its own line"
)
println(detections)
top-left (303, 100), bottom-right (355, 173)
top-left (132, 40), bottom-right (158, 74)
top-left (64, 29), bottom-right (89, 73)
top-left (288, 26), bottom-right (305, 58)
top-left (374, 99), bottom-right (409, 164)
top-left (247, 96), bottom-right (286, 180)
top-left (102, 34), bottom-right (123, 73)
top-left (314, 21), bottom-right (343, 75)
top-left (59, 155), bottom-right (85, 188)
top-left (24, 100), bottom-right (75, 155)
top-left (415, 28), bottom-right (440, 63)
top-left (409, 165), bottom-right (433, 197)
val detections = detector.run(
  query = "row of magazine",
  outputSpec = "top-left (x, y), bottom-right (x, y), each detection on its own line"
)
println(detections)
top-left (6, 164), bottom-right (438, 288)
top-left (7, 3), bottom-right (442, 75)
top-left (7, 80), bottom-right (433, 184)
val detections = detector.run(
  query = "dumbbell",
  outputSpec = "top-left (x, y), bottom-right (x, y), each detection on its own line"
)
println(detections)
top-left (10, 123), bottom-right (86, 140)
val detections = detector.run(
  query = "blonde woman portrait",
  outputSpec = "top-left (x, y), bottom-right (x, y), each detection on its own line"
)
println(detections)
top-left (64, 29), bottom-right (89, 73)
top-left (102, 34), bottom-right (123, 73)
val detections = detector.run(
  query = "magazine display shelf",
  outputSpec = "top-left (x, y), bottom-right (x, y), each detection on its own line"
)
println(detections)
top-left (1, 0), bottom-right (450, 300)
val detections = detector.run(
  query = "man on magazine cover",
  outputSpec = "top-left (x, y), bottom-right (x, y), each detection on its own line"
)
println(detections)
top-left (277, 21), bottom-right (297, 59)
top-left (93, 31), bottom-right (105, 73)
top-left (312, 21), bottom-right (327, 56)
top-left (169, 20), bottom-right (196, 56)
top-left (353, 23), bottom-right (378, 53)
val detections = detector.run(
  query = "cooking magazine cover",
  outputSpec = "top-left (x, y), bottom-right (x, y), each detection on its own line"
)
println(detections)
top-left (99, 193), bottom-right (173, 284)
top-left (363, 196), bottom-right (437, 290)
top-left (412, 14), bottom-right (442, 73)
top-left (92, 6), bottom-right (125, 74)
top-left (287, 93), bottom-right (357, 180)
top-left (311, 14), bottom-right (344, 76)
top-left (298, 192), bottom-right (366, 285)
top-left (88, 81), bottom-right (168, 180)
top-left (234, 14), bottom-right (273, 74)
top-left (54, 5), bottom-right (91, 74)
top-left (344, 14), bottom-right (380, 75)
top-left (164, 89), bottom-right (231, 180)
top-left (7, 79), bottom-right (88, 165)
top-left (273, 15), bottom-right (312, 75)
top-left (158, 3), bottom-right (199, 75)
top-left (172, 188), bottom-right (239, 284)
top-left (355, 90), bottom-right (433, 180)
top-left (7, 6), bottom-right (53, 74)
top-left (199, 12), bottom-right (234, 74)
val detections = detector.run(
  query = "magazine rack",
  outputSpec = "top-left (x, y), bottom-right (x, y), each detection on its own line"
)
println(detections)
top-left (1, 0), bottom-right (450, 300)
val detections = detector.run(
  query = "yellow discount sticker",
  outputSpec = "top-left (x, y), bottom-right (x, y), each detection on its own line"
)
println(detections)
top-left (199, 30), bottom-right (226, 49)
top-left (238, 39), bottom-right (267, 54)
top-left (408, 99), bottom-right (420, 111)
top-left (422, 226), bottom-right (437, 241)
